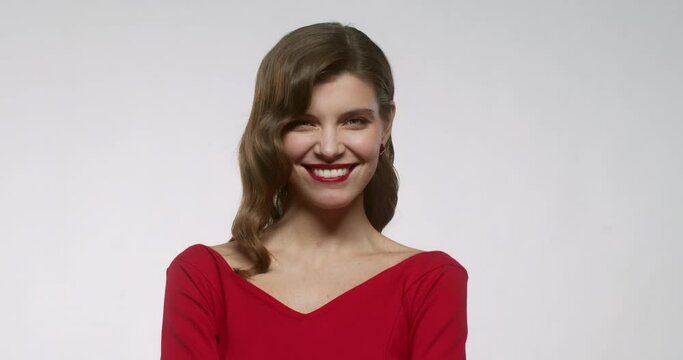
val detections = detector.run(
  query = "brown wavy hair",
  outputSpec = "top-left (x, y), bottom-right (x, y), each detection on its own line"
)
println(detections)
top-left (228, 22), bottom-right (398, 278)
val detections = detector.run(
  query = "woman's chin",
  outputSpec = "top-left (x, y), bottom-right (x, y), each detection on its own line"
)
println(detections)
top-left (303, 193), bottom-right (361, 211)
top-left (309, 199), bottom-right (353, 210)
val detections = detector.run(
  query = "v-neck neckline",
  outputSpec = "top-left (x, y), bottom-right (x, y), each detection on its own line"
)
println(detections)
top-left (201, 244), bottom-right (440, 319)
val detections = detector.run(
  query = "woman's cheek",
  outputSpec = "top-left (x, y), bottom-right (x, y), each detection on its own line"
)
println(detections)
top-left (347, 132), bottom-right (380, 158)
top-left (281, 134), bottom-right (309, 159)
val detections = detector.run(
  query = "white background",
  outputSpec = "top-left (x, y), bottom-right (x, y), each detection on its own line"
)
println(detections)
top-left (1, 0), bottom-right (681, 359)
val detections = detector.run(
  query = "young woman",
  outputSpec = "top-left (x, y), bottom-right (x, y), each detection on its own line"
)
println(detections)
top-left (161, 22), bottom-right (468, 359)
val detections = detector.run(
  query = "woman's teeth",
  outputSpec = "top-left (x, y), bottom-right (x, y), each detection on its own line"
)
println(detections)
top-left (312, 167), bottom-right (350, 178)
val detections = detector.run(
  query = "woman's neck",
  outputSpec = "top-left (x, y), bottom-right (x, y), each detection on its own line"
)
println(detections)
top-left (261, 194), bottom-right (382, 257)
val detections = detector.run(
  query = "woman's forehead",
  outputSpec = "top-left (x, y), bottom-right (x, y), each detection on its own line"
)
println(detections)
top-left (304, 73), bottom-right (379, 116)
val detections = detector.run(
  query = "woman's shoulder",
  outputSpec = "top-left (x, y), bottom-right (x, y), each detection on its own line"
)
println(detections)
top-left (399, 247), bottom-right (468, 309)
top-left (208, 240), bottom-right (254, 270)
top-left (169, 243), bottom-right (212, 263)
top-left (166, 242), bottom-right (238, 276)
top-left (380, 235), bottom-right (467, 274)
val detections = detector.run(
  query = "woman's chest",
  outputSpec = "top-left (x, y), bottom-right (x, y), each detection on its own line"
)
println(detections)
top-left (241, 267), bottom-right (395, 315)
top-left (219, 283), bottom-right (412, 359)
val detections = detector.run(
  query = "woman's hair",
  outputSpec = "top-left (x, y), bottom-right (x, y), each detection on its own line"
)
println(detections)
top-left (229, 22), bottom-right (399, 278)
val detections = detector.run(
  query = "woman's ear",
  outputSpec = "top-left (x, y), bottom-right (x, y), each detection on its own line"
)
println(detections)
top-left (382, 102), bottom-right (396, 144)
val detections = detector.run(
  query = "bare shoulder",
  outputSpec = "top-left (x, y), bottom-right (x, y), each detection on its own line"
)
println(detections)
top-left (209, 240), bottom-right (253, 269)
top-left (375, 234), bottom-right (425, 260)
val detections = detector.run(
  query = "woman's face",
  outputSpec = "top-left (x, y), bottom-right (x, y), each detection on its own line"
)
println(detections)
top-left (281, 72), bottom-right (394, 210)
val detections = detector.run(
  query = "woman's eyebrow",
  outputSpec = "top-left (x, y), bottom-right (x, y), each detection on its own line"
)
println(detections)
top-left (343, 108), bottom-right (375, 117)
top-left (302, 108), bottom-right (375, 118)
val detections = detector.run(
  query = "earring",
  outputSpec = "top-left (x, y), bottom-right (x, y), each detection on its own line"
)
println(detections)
top-left (379, 143), bottom-right (386, 156)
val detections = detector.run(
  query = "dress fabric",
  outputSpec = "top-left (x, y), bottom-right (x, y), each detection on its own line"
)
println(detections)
top-left (160, 244), bottom-right (468, 359)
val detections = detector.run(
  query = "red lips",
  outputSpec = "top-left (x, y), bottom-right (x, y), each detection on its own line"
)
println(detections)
top-left (303, 163), bottom-right (358, 183)
top-left (304, 163), bottom-right (356, 170)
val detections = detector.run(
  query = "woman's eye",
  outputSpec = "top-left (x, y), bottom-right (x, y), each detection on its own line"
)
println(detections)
top-left (290, 120), bottom-right (314, 128)
top-left (346, 117), bottom-right (369, 126)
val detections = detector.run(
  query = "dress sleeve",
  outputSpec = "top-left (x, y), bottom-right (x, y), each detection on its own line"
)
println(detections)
top-left (409, 264), bottom-right (468, 360)
top-left (161, 258), bottom-right (220, 360)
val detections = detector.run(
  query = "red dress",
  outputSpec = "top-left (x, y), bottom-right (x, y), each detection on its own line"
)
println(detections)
top-left (161, 244), bottom-right (468, 359)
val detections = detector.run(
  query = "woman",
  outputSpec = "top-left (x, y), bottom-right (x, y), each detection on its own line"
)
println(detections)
top-left (161, 22), bottom-right (468, 359)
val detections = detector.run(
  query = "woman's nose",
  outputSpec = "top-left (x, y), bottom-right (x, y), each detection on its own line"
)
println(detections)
top-left (315, 126), bottom-right (344, 160)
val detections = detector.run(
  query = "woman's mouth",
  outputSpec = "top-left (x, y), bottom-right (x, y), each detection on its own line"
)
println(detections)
top-left (303, 163), bottom-right (358, 183)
